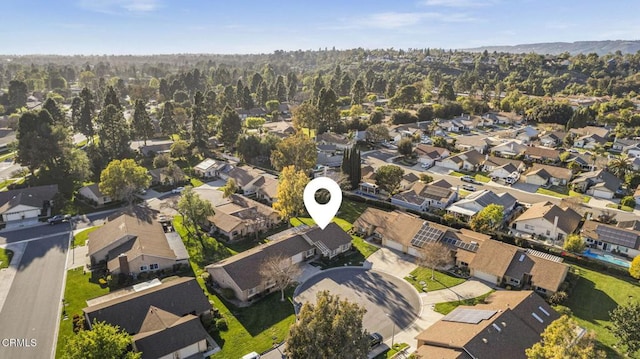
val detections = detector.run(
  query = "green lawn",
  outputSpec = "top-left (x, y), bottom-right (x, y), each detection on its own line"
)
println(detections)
top-left (450, 171), bottom-right (464, 177)
top-left (0, 179), bottom-right (16, 191)
top-left (605, 203), bottom-right (634, 212)
top-left (433, 291), bottom-right (494, 315)
top-left (449, 171), bottom-right (490, 183)
top-left (0, 151), bottom-right (15, 162)
top-left (535, 186), bottom-right (590, 203)
top-left (73, 226), bottom-right (101, 247)
top-left (404, 267), bottom-right (466, 292)
top-left (55, 268), bottom-right (111, 358)
top-left (536, 186), bottom-right (569, 198)
top-left (189, 177), bottom-right (205, 187)
top-left (0, 248), bottom-right (13, 269)
top-left (337, 199), bottom-right (371, 223)
top-left (564, 265), bottom-right (640, 358)
top-left (474, 174), bottom-right (491, 183)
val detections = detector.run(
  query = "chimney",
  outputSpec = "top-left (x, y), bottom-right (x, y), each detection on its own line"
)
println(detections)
top-left (553, 216), bottom-right (559, 239)
top-left (118, 254), bottom-right (130, 276)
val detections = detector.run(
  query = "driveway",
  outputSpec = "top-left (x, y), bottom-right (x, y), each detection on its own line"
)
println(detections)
top-left (295, 267), bottom-right (421, 347)
top-left (364, 247), bottom-right (417, 277)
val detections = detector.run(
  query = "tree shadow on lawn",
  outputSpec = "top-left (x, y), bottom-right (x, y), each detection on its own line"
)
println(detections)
top-left (217, 288), bottom-right (295, 337)
top-left (566, 276), bottom-right (618, 324)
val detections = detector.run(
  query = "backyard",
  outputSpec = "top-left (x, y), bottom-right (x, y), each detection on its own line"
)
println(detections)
top-left (564, 264), bottom-right (640, 358)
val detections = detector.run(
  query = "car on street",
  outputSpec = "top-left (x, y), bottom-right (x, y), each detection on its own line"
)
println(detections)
top-left (48, 214), bottom-right (70, 225)
top-left (461, 175), bottom-right (475, 183)
top-left (462, 184), bottom-right (477, 191)
top-left (369, 332), bottom-right (383, 348)
top-left (171, 186), bottom-right (185, 194)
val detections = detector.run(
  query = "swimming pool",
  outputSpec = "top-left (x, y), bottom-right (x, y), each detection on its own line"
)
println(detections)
top-left (583, 249), bottom-right (631, 268)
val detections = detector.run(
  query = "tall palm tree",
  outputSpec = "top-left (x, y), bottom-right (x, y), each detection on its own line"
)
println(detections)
top-left (608, 157), bottom-right (631, 179)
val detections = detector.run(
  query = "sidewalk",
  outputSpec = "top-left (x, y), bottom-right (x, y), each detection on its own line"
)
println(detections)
top-left (0, 241), bottom-right (27, 314)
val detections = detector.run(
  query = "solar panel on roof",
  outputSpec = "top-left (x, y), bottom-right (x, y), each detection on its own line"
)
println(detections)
top-left (442, 308), bottom-right (497, 324)
top-left (410, 223), bottom-right (445, 248)
top-left (596, 225), bottom-right (638, 248)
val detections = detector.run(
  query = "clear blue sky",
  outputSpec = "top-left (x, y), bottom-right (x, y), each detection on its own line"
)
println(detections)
top-left (1, 0), bottom-right (638, 55)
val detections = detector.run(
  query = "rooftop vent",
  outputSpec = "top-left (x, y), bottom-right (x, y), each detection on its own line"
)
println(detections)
top-left (491, 323), bottom-right (502, 332)
top-left (519, 254), bottom-right (525, 262)
top-left (482, 338), bottom-right (488, 344)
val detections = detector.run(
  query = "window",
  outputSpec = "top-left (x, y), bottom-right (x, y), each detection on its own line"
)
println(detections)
top-left (149, 263), bottom-right (159, 270)
top-left (247, 287), bottom-right (257, 296)
top-left (546, 230), bottom-right (551, 236)
top-left (140, 265), bottom-right (148, 271)
top-left (524, 224), bottom-right (534, 230)
top-left (509, 278), bottom-right (520, 285)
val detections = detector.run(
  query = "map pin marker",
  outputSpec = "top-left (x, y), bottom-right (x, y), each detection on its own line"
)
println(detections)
top-left (303, 177), bottom-right (343, 230)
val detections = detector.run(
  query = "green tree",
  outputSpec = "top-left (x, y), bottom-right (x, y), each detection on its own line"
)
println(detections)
top-left (366, 124), bottom-right (389, 143)
top-left (245, 117), bottom-right (266, 129)
top-left (398, 137), bottom-right (413, 157)
top-left (16, 110), bottom-right (57, 174)
top-left (420, 174), bottom-right (433, 183)
top-left (432, 136), bottom-right (448, 149)
top-left (103, 85), bottom-right (121, 110)
top-left (99, 159), bottom-right (151, 205)
top-left (96, 104), bottom-right (130, 161)
top-left (439, 82), bottom-right (456, 102)
top-left (42, 97), bottom-right (66, 126)
top-left (630, 255), bottom-right (640, 279)
top-left (8, 80), bottom-right (28, 111)
top-left (341, 146), bottom-right (361, 190)
top-left (469, 204), bottom-right (504, 232)
top-left (369, 107), bottom-right (385, 125)
top-left (236, 135), bottom-right (262, 163)
top-left (620, 196), bottom-right (636, 208)
top-left (70, 97), bottom-right (82, 130)
top-left (204, 90), bottom-right (217, 116)
top-left (266, 100), bottom-right (280, 113)
top-left (131, 99), bottom-right (153, 146)
top-left (609, 157), bottom-right (631, 179)
top-left (221, 178), bottom-right (237, 198)
top-left (62, 321), bottom-right (141, 359)
top-left (609, 302), bottom-right (640, 356)
top-left (292, 101), bottom-right (320, 131)
top-left (390, 84), bottom-right (420, 108)
top-left (177, 186), bottom-right (215, 239)
top-left (219, 106), bottom-right (242, 149)
top-left (285, 291), bottom-right (369, 359)
top-left (351, 79), bottom-right (366, 105)
top-left (273, 165), bottom-right (309, 224)
top-left (270, 134), bottom-right (317, 172)
top-left (170, 139), bottom-right (189, 159)
top-left (375, 165), bottom-right (404, 195)
top-left (526, 315), bottom-right (605, 359)
top-left (317, 88), bottom-right (340, 132)
top-left (191, 91), bottom-right (208, 150)
top-left (563, 234), bottom-right (586, 253)
top-left (160, 101), bottom-right (176, 136)
top-left (153, 153), bottom-right (171, 168)
top-left (78, 87), bottom-right (96, 141)
top-left (417, 105), bottom-right (434, 122)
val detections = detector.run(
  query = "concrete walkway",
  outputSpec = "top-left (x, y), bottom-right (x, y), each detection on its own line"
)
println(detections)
top-left (0, 241), bottom-right (27, 314)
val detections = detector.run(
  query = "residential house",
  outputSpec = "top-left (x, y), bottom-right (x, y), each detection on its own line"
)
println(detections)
top-left (570, 170), bottom-right (621, 199)
top-left (437, 149), bottom-right (485, 171)
top-left (570, 125), bottom-right (610, 140)
top-left (391, 179), bottom-right (457, 212)
top-left (358, 165), bottom-right (379, 195)
top-left (516, 126), bottom-right (539, 144)
top-left (439, 118), bottom-right (466, 133)
top-left (193, 158), bottom-right (228, 178)
top-left (482, 156), bottom-right (526, 174)
top-left (581, 220), bottom-right (640, 258)
top-left (455, 135), bottom-right (490, 154)
top-left (400, 173), bottom-right (420, 191)
top-left (483, 112), bottom-right (524, 125)
top-left (83, 277), bottom-right (217, 358)
top-left (470, 240), bottom-right (569, 295)
top-left (87, 209), bottom-right (190, 275)
top-left (245, 175), bottom-right (279, 204)
top-left (353, 208), bottom-right (488, 259)
top-left (539, 132), bottom-right (566, 148)
top-left (206, 223), bottom-right (352, 302)
top-left (148, 166), bottom-right (185, 186)
top-left (218, 165), bottom-right (268, 195)
top-left (512, 201), bottom-right (582, 241)
top-left (414, 144), bottom-right (449, 168)
top-left (205, 194), bottom-right (280, 241)
top-left (566, 152), bottom-right (596, 171)
top-left (0, 184), bottom-right (58, 226)
top-left (573, 133), bottom-right (605, 149)
top-left (446, 189), bottom-right (518, 222)
top-left (625, 143), bottom-right (640, 158)
top-left (316, 132), bottom-right (351, 150)
top-left (611, 138), bottom-right (640, 153)
top-left (490, 140), bottom-right (527, 158)
top-left (523, 146), bottom-right (561, 164)
top-left (78, 184), bottom-right (112, 206)
top-left (262, 120), bottom-right (296, 138)
top-left (414, 291), bottom-right (560, 359)
top-left (131, 140), bottom-right (173, 157)
top-left (523, 164), bottom-right (573, 186)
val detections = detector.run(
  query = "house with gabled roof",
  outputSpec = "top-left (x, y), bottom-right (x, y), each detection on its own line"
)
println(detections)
top-left (523, 146), bottom-right (561, 164)
top-left (570, 169), bottom-right (621, 199)
top-left (414, 144), bottom-right (449, 168)
top-left (482, 156), bottom-right (525, 173)
top-left (446, 189), bottom-right (518, 221)
top-left (87, 208), bottom-right (190, 275)
top-left (573, 133), bottom-right (606, 149)
top-left (581, 220), bottom-right (640, 258)
top-left (205, 194), bottom-right (280, 241)
top-left (455, 135), bottom-right (490, 154)
top-left (0, 184), bottom-right (58, 227)
top-left (83, 277), bottom-right (217, 358)
top-left (316, 132), bottom-right (351, 150)
top-left (391, 179), bottom-right (457, 212)
top-left (193, 158), bottom-right (227, 178)
top-left (512, 201), bottom-right (581, 241)
top-left (470, 240), bottom-right (568, 295)
top-left (414, 291), bottom-right (560, 359)
top-left (570, 125), bottom-right (610, 140)
top-left (490, 140), bottom-right (527, 158)
top-left (611, 138), bottom-right (640, 153)
top-left (78, 183), bottom-right (112, 207)
top-left (539, 131), bottom-right (566, 148)
top-left (523, 164), bottom-right (573, 186)
top-left (516, 126), bottom-right (539, 144)
top-left (437, 149), bottom-right (485, 171)
top-left (206, 223), bottom-right (352, 302)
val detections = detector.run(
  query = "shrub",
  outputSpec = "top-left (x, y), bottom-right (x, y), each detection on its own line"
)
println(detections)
top-left (621, 196), bottom-right (636, 208)
top-left (548, 291), bottom-right (568, 305)
top-left (215, 318), bottom-right (228, 331)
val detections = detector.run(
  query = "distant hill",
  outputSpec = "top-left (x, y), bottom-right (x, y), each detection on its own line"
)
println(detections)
top-left (462, 40), bottom-right (640, 56)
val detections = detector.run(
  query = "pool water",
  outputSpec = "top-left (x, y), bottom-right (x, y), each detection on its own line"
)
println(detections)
top-left (583, 249), bottom-right (631, 268)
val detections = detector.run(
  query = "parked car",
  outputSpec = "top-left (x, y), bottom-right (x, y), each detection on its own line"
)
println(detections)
top-left (241, 352), bottom-right (260, 359)
top-left (171, 186), bottom-right (185, 194)
top-left (462, 184), bottom-right (476, 191)
top-left (369, 332), bottom-right (383, 348)
top-left (48, 214), bottom-right (70, 225)
top-left (461, 175), bottom-right (475, 183)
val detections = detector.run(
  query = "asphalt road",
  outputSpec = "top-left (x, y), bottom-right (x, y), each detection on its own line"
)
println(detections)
top-left (0, 233), bottom-right (68, 359)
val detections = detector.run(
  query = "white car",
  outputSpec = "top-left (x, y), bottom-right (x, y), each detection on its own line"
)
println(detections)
top-left (171, 186), bottom-right (185, 194)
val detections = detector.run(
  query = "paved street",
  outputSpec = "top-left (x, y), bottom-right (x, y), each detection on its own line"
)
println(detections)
top-left (0, 233), bottom-right (68, 359)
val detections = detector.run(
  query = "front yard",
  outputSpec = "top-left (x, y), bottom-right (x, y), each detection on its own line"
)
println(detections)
top-left (536, 186), bottom-right (591, 203)
top-left (433, 291), bottom-right (494, 315)
top-left (564, 264), bottom-right (640, 358)
top-left (72, 226), bottom-right (100, 247)
top-left (450, 171), bottom-right (491, 183)
top-left (404, 267), bottom-right (466, 292)
top-left (605, 203), bottom-right (634, 212)
top-left (0, 248), bottom-right (13, 269)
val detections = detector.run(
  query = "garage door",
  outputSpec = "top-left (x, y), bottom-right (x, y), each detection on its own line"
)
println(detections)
top-left (473, 270), bottom-right (498, 284)
top-left (408, 247), bottom-right (423, 259)
top-left (591, 189), bottom-right (613, 199)
top-left (384, 239), bottom-right (404, 252)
